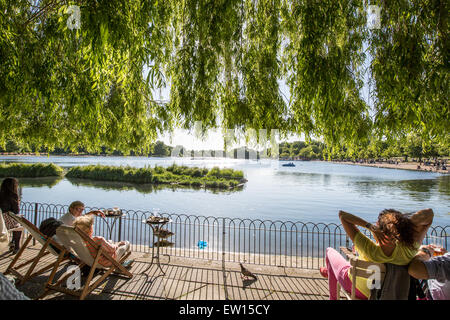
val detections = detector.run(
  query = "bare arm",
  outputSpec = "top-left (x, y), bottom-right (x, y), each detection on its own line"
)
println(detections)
top-left (409, 208), bottom-right (434, 243)
top-left (339, 210), bottom-right (371, 241)
top-left (339, 210), bottom-right (395, 256)
top-left (86, 210), bottom-right (106, 218)
top-left (408, 246), bottom-right (434, 279)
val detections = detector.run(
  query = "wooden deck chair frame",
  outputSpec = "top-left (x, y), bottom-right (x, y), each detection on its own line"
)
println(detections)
top-left (3, 211), bottom-right (74, 285)
top-left (337, 247), bottom-right (386, 300)
top-left (42, 225), bottom-right (133, 300)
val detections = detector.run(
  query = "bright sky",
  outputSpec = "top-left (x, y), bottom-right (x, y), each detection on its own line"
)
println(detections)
top-left (154, 82), bottom-right (305, 150)
top-left (155, 80), bottom-right (372, 150)
top-left (151, 43), bottom-right (374, 151)
top-left (159, 126), bottom-right (303, 150)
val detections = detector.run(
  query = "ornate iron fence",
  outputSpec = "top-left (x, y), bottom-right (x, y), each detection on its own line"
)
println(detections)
top-left (20, 202), bottom-right (450, 270)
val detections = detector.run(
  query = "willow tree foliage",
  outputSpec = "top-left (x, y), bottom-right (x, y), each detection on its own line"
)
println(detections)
top-left (0, 0), bottom-right (448, 154)
top-left (369, 0), bottom-right (448, 148)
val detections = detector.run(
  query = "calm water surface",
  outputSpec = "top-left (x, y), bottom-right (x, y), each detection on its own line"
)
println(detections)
top-left (2, 156), bottom-right (449, 226)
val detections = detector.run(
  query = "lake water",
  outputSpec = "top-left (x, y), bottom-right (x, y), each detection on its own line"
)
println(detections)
top-left (1, 156), bottom-right (449, 226)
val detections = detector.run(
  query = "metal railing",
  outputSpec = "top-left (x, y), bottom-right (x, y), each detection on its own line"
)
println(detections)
top-left (20, 202), bottom-right (450, 270)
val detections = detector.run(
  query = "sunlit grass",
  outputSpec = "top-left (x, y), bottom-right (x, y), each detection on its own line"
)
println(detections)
top-left (66, 163), bottom-right (246, 189)
top-left (0, 163), bottom-right (64, 177)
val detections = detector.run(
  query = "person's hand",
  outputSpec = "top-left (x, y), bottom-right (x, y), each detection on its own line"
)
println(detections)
top-left (370, 226), bottom-right (390, 245)
top-left (428, 244), bottom-right (447, 255)
top-left (419, 244), bottom-right (435, 258)
top-left (87, 210), bottom-right (105, 217)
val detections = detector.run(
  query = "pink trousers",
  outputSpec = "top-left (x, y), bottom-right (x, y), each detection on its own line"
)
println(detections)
top-left (325, 247), bottom-right (367, 300)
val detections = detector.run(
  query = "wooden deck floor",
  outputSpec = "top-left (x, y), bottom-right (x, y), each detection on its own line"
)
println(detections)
top-left (0, 245), bottom-right (331, 300)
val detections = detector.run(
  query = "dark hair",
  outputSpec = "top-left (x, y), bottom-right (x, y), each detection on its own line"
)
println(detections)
top-left (0, 177), bottom-right (20, 214)
top-left (39, 217), bottom-right (63, 238)
top-left (376, 209), bottom-right (416, 249)
top-left (0, 177), bottom-right (19, 198)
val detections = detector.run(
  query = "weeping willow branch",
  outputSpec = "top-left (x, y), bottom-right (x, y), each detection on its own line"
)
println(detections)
top-left (0, 0), bottom-right (447, 153)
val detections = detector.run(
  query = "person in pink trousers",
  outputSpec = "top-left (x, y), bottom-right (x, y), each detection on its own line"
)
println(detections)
top-left (321, 208), bottom-right (434, 299)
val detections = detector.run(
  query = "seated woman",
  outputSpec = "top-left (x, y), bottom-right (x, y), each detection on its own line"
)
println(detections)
top-left (73, 215), bottom-right (130, 267)
top-left (321, 208), bottom-right (433, 299)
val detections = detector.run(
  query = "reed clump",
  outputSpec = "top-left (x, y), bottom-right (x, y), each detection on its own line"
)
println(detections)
top-left (0, 162), bottom-right (64, 177)
top-left (66, 164), bottom-right (246, 190)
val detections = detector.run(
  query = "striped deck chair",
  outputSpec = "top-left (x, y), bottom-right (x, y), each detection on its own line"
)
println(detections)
top-left (0, 209), bottom-right (24, 252)
top-left (42, 225), bottom-right (132, 300)
top-left (338, 247), bottom-right (386, 300)
top-left (3, 211), bottom-right (74, 285)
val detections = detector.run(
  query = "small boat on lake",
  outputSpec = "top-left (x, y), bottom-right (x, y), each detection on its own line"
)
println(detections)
top-left (282, 162), bottom-right (295, 167)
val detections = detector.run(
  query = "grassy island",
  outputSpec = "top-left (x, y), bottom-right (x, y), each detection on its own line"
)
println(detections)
top-left (66, 164), bottom-right (246, 189)
top-left (0, 163), bottom-right (64, 177)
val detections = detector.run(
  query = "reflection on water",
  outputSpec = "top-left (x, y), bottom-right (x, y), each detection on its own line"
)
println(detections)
top-left (438, 175), bottom-right (450, 195)
top-left (18, 176), bottom-right (63, 188)
top-left (275, 170), bottom-right (449, 202)
top-left (66, 177), bottom-right (245, 195)
top-left (2, 156), bottom-right (449, 225)
top-left (351, 177), bottom-right (449, 202)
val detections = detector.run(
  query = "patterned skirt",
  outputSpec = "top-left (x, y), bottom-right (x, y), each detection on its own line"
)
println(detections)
top-left (2, 212), bottom-right (20, 230)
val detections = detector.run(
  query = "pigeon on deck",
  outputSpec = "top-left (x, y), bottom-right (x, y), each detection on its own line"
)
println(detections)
top-left (239, 262), bottom-right (257, 280)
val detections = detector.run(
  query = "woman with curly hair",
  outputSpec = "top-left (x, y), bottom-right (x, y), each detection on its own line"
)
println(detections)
top-left (320, 208), bottom-right (434, 299)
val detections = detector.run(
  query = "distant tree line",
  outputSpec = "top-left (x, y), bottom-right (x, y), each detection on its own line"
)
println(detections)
top-left (0, 140), bottom-right (174, 157)
top-left (325, 134), bottom-right (449, 162)
top-left (1, 132), bottom-right (448, 162)
top-left (279, 141), bottom-right (325, 160)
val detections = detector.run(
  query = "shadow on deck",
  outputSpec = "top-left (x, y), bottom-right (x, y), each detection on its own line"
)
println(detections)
top-left (0, 246), bottom-right (330, 300)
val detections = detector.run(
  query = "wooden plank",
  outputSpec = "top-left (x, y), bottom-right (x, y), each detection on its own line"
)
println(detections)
top-left (1, 246), bottom-right (336, 300)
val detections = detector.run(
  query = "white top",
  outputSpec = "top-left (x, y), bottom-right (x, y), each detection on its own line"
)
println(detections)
top-left (59, 212), bottom-right (76, 227)
top-left (424, 253), bottom-right (450, 300)
top-left (0, 209), bottom-right (9, 252)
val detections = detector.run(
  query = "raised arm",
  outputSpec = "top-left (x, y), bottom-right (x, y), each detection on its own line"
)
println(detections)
top-left (339, 210), bottom-right (394, 256)
top-left (409, 208), bottom-right (434, 243)
top-left (339, 210), bottom-right (372, 241)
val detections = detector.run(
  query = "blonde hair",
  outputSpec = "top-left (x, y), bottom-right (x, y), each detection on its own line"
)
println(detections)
top-left (73, 214), bottom-right (94, 235)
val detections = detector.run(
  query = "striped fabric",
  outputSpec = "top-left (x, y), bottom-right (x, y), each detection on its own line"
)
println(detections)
top-left (84, 236), bottom-right (118, 267)
top-left (0, 273), bottom-right (30, 300)
top-left (1, 211), bottom-right (19, 230)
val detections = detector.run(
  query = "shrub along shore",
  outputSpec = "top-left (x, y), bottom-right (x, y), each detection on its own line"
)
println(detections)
top-left (0, 163), bottom-right (63, 177)
top-left (0, 162), bottom-right (247, 190)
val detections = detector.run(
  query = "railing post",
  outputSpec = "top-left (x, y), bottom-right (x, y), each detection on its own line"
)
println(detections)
top-left (118, 214), bottom-right (123, 242)
top-left (221, 217), bottom-right (229, 300)
top-left (33, 202), bottom-right (38, 226)
top-left (33, 203), bottom-right (38, 245)
top-left (222, 218), bottom-right (226, 262)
